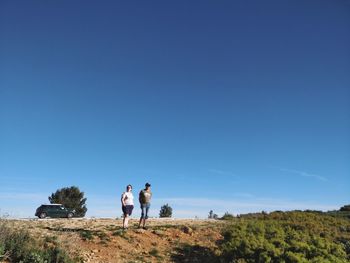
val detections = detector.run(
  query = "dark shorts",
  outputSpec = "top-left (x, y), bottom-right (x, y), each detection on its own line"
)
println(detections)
top-left (140, 203), bottom-right (150, 219)
top-left (122, 205), bottom-right (134, 216)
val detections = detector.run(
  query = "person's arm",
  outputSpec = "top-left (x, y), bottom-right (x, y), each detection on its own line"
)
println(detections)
top-left (121, 193), bottom-right (126, 206)
top-left (139, 191), bottom-right (142, 203)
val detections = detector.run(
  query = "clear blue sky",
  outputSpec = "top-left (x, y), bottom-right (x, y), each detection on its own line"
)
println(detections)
top-left (1, 0), bottom-right (349, 218)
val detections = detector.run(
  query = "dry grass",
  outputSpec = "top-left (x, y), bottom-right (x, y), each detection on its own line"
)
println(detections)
top-left (5, 218), bottom-right (225, 263)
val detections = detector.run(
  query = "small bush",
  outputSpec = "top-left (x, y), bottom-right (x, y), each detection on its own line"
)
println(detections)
top-left (159, 204), bottom-right (173, 218)
top-left (97, 231), bottom-right (111, 242)
top-left (149, 248), bottom-right (159, 256)
top-left (0, 219), bottom-right (77, 263)
top-left (79, 230), bottom-right (94, 241)
top-left (112, 229), bottom-right (130, 240)
top-left (23, 251), bottom-right (46, 263)
top-left (220, 212), bottom-right (234, 220)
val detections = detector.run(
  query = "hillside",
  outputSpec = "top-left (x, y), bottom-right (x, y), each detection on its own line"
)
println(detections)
top-left (1, 211), bottom-right (350, 263)
top-left (0, 218), bottom-right (224, 263)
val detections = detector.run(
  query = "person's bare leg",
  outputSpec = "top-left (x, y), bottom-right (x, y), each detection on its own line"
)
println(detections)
top-left (138, 218), bottom-right (143, 228)
top-left (123, 215), bottom-right (130, 229)
top-left (123, 215), bottom-right (127, 229)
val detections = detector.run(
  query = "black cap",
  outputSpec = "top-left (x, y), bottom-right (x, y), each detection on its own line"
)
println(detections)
top-left (145, 182), bottom-right (151, 187)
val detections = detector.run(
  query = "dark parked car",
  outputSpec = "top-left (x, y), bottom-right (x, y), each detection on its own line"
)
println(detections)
top-left (35, 204), bottom-right (75, 219)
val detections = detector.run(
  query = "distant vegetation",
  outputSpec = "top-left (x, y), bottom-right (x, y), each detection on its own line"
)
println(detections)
top-left (159, 203), bottom-right (173, 218)
top-left (208, 210), bottom-right (218, 219)
top-left (326, 205), bottom-right (350, 220)
top-left (49, 186), bottom-right (87, 217)
top-left (220, 212), bottom-right (235, 220)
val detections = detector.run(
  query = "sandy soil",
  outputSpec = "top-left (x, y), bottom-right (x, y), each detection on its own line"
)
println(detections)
top-left (8, 218), bottom-right (226, 263)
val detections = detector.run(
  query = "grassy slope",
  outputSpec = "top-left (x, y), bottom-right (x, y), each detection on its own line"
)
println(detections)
top-left (0, 211), bottom-right (349, 263)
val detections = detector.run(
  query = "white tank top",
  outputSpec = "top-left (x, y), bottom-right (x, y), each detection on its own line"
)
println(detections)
top-left (122, 191), bottom-right (134, 206)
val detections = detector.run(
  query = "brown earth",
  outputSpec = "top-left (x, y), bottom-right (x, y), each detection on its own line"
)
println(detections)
top-left (8, 218), bottom-right (227, 263)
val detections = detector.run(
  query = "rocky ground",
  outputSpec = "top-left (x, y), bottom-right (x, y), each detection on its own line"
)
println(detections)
top-left (8, 218), bottom-right (226, 263)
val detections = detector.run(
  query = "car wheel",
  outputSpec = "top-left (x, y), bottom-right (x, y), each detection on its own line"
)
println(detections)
top-left (39, 212), bottom-right (46, 219)
top-left (67, 213), bottom-right (73, 219)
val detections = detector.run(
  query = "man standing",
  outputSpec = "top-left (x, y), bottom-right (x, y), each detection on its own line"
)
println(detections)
top-left (138, 182), bottom-right (152, 229)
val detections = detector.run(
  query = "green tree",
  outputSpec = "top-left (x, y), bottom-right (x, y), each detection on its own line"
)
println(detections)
top-left (159, 204), bottom-right (172, 218)
top-left (221, 212), bottom-right (234, 220)
top-left (340, 204), bottom-right (350, 211)
top-left (208, 210), bottom-right (218, 219)
top-left (48, 186), bottom-right (87, 217)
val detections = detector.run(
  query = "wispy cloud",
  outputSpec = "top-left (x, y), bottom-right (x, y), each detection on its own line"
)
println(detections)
top-left (278, 168), bottom-right (327, 182)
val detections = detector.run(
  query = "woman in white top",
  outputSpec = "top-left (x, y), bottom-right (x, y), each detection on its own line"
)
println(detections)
top-left (121, 184), bottom-right (134, 230)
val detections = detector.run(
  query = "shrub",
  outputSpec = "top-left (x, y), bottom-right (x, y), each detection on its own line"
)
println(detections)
top-left (0, 219), bottom-right (76, 263)
top-left (80, 230), bottom-right (94, 241)
top-left (221, 212), bottom-right (234, 220)
top-left (149, 248), bottom-right (160, 257)
top-left (159, 204), bottom-right (173, 218)
top-left (219, 211), bottom-right (350, 262)
top-left (208, 210), bottom-right (219, 219)
top-left (340, 205), bottom-right (350, 212)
